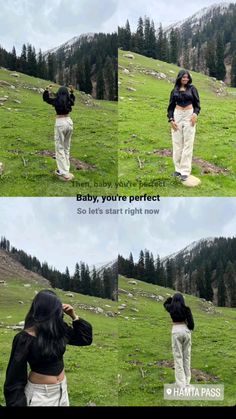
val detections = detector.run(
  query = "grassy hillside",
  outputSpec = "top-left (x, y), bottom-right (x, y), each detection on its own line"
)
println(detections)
top-left (118, 276), bottom-right (236, 406)
top-left (0, 68), bottom-right (117, 196)
top-left (119, 50), bottom-right (236, 196)
top-left (0, 279), bottom-right (118, 406)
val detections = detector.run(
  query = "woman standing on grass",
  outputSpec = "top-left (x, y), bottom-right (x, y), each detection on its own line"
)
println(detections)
top-left (4, 290), bottom-right (92, 406)
top-left (43, 85), bottom-right (75, 181)
top-left (167, 70), bottom-right (201, 182)
top-left (163, 293), bottom-right (194, 387)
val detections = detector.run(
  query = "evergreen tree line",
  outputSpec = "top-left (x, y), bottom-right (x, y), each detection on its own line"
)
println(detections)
top-left (118, 237), bottom-right (236, 307)
top-left (0, 33), bottom-right (117, 100)
top-left (0, 237), bottom-right (118, 301)
top-left (118, 8), bottom-right (236, 86)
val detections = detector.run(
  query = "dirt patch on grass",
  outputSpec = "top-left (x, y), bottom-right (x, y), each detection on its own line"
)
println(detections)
top-left (157, 360), bottom-right (219, 382)
top-left (153, 149), bottom-right (230, 175)
top-left (120, 148), bottom-right (139, 154)
top-left (36, 150), bottom-right (96, 171)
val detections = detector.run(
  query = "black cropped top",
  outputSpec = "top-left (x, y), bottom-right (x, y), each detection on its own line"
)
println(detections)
top-left (4, 318), bottom-right (92, 406)
top-left (43, 90), bottom-right (75, 115)
top-left (167, 85), bottom-right (201, 121)
top-left (163, 297), bottom-right (194, 331)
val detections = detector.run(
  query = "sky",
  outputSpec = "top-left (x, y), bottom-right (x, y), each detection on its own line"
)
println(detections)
top-left (118, 0), bottom-right (235, 29)
top-left (0, 198), bottom-right (118, 274)
top-left (118, 198), bottom-right (236, 261)
top-left (1, 197), bottom-right (236, 272)
top-left (0, 0), bottom-right (117, 53)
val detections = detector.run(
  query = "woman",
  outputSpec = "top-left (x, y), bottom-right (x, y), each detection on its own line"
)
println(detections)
top-left (167, 70), bottom-right (201, 181)
top-left (43, 85), bottom-right (75, 181)
top-left (4, 290), bottom-right (93, 406)
top-left (163, 293), bottom-right (194, 387)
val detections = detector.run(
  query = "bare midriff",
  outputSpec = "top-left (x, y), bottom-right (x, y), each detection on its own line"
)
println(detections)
top-left (175, 104), bottom-right (193, 111)
top-left (56, 114), bottom-right (69, 118)
top-left (29, 369), bottom-right (65, 384)
top-left (173, 322), bottom-right (186, 325)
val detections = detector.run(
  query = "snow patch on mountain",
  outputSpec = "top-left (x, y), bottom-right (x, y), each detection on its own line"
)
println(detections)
top-left (161, 237), bottom-right (215, 264)
top-left (165, 2), bottom-right (231, 33)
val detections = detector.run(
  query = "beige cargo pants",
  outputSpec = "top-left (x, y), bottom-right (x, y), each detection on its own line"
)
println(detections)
top-left (25, 377), bottom-right (69, 406)
top-left (54, 117), bottom-right (73, 175)
top-left (172, 324), bottom-right (192, 387)
top-left (172, 109), bottom-right (196, 176)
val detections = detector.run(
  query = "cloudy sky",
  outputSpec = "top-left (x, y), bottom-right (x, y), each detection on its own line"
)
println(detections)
top-left (0, 0), bottom-right (117, 53)
top-left (118, 0), bottom-right (235, 29)
top-left (0, 198), bottom-right (117, 274)
top-left (118, 198), bottom-right (236, 261)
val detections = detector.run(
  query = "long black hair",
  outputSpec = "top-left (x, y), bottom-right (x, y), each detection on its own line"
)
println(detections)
top-left (24, 290), bottom-right (66, 358)
top-left (169, 293), bottom-right (188, 318)
top-left (174, 70), bottom-right (192, 88)
top-left (54, 86), bottom-right (72, 113)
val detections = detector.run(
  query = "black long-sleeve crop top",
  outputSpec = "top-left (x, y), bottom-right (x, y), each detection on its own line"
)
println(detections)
top-left (4, 318), bottom-right (92, 406)
top-left (163, 297), bottom-right (194, 331)
top-left (43, 89), bottom-right (75, 115)
top-left (167, 85), bottom-right (201, 121)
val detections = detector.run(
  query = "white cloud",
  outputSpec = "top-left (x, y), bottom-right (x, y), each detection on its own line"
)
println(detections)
top-left (0, 0), bottom-right (117, 53)
top-left (0, 198), bottom-right (118, 273)
top-left (118, 0), bottom-right (235, 29)
top-left (118, 198), bottom-right (236, 260)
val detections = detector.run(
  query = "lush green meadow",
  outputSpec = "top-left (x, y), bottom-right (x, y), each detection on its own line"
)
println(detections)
top-left (118, 276), bottom-right (236, 406)
top-left (0, 69), bottom-right (117, 196)
top-left (0, 280), bottom-right (118, 406)
top-left (119, 50), bottom-right (236, 196)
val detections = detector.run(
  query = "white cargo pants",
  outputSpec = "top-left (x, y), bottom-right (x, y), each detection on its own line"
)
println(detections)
top-left (54, 117), bottom-right (73, 175)
top-left (172, 109), bottom-right (196, 176)
top-left (25, 376), bottom-right (69, 407)
top-left (172, 324), bottom-right (192, 387)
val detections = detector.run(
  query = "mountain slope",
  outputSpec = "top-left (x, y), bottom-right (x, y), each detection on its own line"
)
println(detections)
top-left (0, 67), bottom-right (117, 196)
top-left (118, 50), bottom-right (236, 196)
top-left (0, 279), bottom-right (118, 406)
top-left (118, 275), bottom-right (236, 406)
top-left (43, 33), bottom-right (95, 58)
top-left (165, 2), bottom-right (231, 33)
top-left (0, 248), bottom-right (49, 284)
top-left (161, 238), bottom-right (215, 264)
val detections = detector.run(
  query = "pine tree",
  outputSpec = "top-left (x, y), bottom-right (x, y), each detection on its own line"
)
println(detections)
top-left (10, 46), bottom-right (17, 71)
top-left (205, 40), bottom-right (216, 77)
top-left (104, 56), bottom-right (115, 100)
top-left (216, 33), bottom-right (226, 80)
top-left (231, 55), bottom-right (236, 86)
top-left (19, 44), bottom-right (27, 73)
top-left (137, 250), bottom-right (145, 280)
top-left (47, 53), bottom-right (55, 82)
top-left (217, 260), bottom-right (226, 306)
top-left (134, 17), bottom-right (144, 54)
top-left (84, 58), bottom-right (92, 94)
top-left (123, 20), bottom-right (131, 51)
top-left (96, 67), bottom-right (105, 100)
top-left (170, 29), bottom-right (179, 64)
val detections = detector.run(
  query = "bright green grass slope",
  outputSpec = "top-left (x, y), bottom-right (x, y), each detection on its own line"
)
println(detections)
top-left (119, 50), bottom-right (236, 196)
top-left (0, 69), bottom-right (117, 196)
top-left (118, 275), bottom-right (236, 406)
top-left (0, 280), bottom-right (118, 406)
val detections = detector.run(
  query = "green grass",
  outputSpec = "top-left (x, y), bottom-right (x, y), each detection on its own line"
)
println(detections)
top-left (118, 276), bottom-right (236, 406)
top-left (0, 280), bottom-right (118, 406)
top-left (0, 69), bottom-right (117, 196)
top-left (118, 50), bottom-right (236, 196)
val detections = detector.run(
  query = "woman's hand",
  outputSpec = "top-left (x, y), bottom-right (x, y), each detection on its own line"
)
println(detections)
top-left (62, 303), bottom-right (78, 320)
top-left (171, 120), bottom-right (178, 131)
top-left (68, 84), bottom-right (74, 93)
top-left (190, 113), bottom-right (198, 126)
top-left (45, 84), bottom-right (53, 91)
